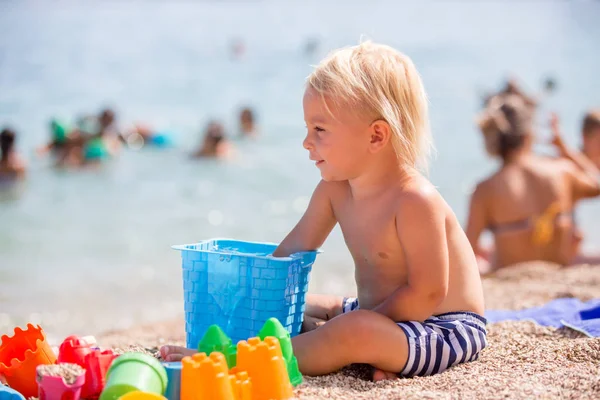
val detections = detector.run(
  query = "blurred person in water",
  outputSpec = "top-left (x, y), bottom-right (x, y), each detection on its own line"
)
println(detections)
top-left (0, 127), bottom-right (27, 182)
top-left (191, 121), bottom-right (233, 159)
top-left (239, 107), bottom-right (258, 138)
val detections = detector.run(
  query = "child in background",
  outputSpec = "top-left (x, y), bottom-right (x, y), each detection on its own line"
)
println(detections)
top-left (37, 119), bottom-right (71, 157)
top-left (163, 41), bottom-right (487, 381)
top-left (191, 121), bottom-right (232, 159)
top-left (38, 109), bottom-right (121, 167)
top-left (37, 119), bottom-right (84, 167)
top-left (239, 107), bottom-right (258, 137)
top-left (81, 108), bottom-right (121, 164)
top-left (0, 128), bottom-right (26, 181)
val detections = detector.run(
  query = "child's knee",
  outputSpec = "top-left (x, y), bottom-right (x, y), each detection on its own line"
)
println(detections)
top-left (339, 310), bottom-right (392, 341)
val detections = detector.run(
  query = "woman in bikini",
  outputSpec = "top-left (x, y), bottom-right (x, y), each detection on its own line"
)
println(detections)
top-left (466, 94), bottom-right (600, 274)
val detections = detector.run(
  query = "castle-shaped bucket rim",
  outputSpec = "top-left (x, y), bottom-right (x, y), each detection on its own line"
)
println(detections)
top-left (171, 238), bottom-right (322, 264)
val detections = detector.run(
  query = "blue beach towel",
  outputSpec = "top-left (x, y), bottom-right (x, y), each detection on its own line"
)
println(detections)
top-left (485, 298), bottom-right (600, 337)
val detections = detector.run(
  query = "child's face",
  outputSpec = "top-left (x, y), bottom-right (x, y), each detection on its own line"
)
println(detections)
top-left (302, 87), bottom-right (372, 181)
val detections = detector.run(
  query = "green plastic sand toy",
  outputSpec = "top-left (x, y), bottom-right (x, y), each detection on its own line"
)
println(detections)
top-left (259, 318), bottom-right (303, 386)
top-left (197, 325), bottom-right (237, 368)
top-left (99, 353), bottom-right (168, 400)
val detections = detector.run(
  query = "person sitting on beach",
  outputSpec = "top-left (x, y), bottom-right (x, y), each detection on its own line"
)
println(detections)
top-left (466, 96), bottom-right (600, 274)
top-left (191, 121), bottom-right (232, 158)
top-left (482, 78), bottom-right (538, 112)
top-left (576, 109), bottom-right (600, 169)
top-left (549, 110), bottom-right (600, 264)
top-left (239, 107), bottom-right (258, 137)
top-left (0, 128), bottom-right (26, 181)
top-left (162, 41), bottom-right (487, 381)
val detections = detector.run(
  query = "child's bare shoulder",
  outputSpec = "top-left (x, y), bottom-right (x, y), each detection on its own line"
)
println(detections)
top-left (394, 176), bottom-right (447, 220)
top-left (313, 179), bottom-right (350, 200)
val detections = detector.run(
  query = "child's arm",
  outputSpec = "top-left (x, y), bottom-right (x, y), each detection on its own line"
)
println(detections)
top-left (272, 180), bottom-right (337, 257)
top-left (373, 190), bottom-right (448, 322)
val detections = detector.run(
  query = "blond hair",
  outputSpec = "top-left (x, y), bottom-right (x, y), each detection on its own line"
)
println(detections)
top-left (307, 41), bottom-right (432, 171)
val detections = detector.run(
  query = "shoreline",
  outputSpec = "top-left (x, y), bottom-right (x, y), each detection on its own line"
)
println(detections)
top-left (92, 262), bottom-right (600, 399)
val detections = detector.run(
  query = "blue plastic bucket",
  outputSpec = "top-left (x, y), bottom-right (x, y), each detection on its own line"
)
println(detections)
top-left (172, 239), bottom-right (319, 347)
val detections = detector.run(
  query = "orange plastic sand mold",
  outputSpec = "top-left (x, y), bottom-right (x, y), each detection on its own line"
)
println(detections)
top-left (0, 324), bottom-right (57, 398)
top-left (227, 370), bottom-right (251, 400)
top-left (180, 336), bottom-right (293, 400)
top-left (236, 337), bottom-right (293, 400)
top-left (181, 352), bottom-right (235, 400)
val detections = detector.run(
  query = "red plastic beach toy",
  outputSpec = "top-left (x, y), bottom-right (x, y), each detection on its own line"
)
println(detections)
top-left (58, 336), bottom-right (93, 366)
top-left (82, 349), bottom-right (117, 399)
top-left (57, 335), bottom-right (116, 398)
top-left (0, 324), bottom-right (57, 398)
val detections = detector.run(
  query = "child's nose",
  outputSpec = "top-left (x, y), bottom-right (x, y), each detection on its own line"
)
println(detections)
top-left (303, 133), bottom-right (314, 150)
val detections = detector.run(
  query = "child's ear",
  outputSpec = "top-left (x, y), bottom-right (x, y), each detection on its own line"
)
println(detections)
top-left (369, 120), bottom-right (392, 152)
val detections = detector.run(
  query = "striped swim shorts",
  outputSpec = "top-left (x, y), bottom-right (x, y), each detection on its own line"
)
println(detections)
top-left (341, 297), bottom-right (488, 377)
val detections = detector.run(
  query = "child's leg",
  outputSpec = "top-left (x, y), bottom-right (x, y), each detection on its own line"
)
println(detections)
top-left (161, 293), bottom-right (346, 361)
top-left (305, 293), bottom-right (345, 320)
top-left (292, 309), bottom-right (409, 376)
top-left (302, 293), bottom-right (345, 332)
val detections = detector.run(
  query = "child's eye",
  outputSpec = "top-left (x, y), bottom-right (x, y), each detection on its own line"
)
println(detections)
top-left (314, 126), bottom-right (325, 133)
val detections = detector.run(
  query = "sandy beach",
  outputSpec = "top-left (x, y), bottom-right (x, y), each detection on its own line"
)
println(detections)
top-left (96, 262), bottom-right (600, 400)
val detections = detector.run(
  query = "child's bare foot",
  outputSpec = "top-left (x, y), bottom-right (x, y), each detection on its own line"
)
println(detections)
top-left (372, 368), bottom-right (398, 382)
top-left (301, 315), bottom-right (327, 333)
top-left (159, 345), bottom-right (196, 361)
